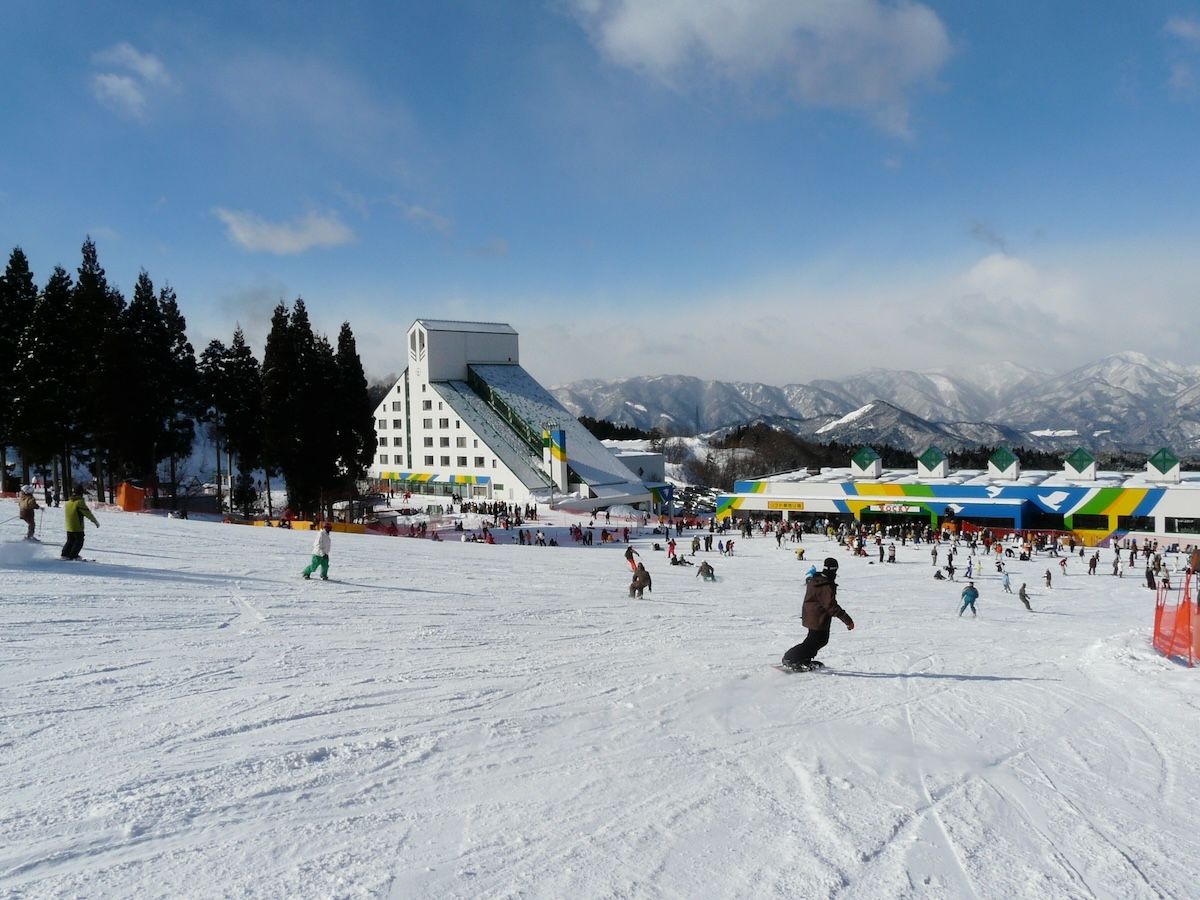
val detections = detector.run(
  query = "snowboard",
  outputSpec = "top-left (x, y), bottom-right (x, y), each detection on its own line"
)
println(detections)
top-left (773, 661), bottom-right (826, 674)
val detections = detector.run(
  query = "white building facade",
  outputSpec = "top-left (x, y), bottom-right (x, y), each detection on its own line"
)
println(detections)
top-left (371, 320), bottom-right (650, 507)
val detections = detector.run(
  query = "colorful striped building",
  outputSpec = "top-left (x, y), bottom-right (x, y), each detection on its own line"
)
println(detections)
top-left (716, 446), bottom-right (1200, 546)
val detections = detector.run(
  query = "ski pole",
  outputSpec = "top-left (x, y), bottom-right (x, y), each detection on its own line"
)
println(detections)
top-left (38, 507), bottom-right (45, 538)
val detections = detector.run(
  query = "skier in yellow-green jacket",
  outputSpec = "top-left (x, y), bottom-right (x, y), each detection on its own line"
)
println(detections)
top-left (62, 485), bottom-right (99, 560)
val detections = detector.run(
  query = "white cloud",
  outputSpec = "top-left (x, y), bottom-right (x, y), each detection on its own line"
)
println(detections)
top-left (90, 42), bottom-right (172, 119)
top-left (214, 208), bottom-right (355, 255)
top-left (1169, 61), bottom-right (1196, 95)
top-left (95, 42), bottom-right (171, 86)
top-left (1165, 16), bottom-right (1200, 43)
top-left (396, 202), bottom-right (454, 235)
top-left (569, 0), bottom-right (952, 136)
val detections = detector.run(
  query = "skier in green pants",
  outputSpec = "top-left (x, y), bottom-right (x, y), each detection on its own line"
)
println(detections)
top-left (302, 522), bottom-right (333, 580)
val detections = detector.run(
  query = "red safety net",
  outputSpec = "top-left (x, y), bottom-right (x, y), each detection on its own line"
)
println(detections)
top-left (1154, 571), bottom-right (1197, 667)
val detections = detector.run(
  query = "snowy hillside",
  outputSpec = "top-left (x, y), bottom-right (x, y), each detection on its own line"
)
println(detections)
top-left (3, 500), bottom-right (1199, 897)
top-left (553, 352), bottom-right (1200, 452)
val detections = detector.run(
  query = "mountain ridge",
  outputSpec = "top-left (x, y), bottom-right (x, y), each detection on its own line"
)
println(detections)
top-left (550, 352), bottom-right (1200, 454)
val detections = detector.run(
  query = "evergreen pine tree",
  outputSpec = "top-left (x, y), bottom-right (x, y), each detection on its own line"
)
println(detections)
top-left (12, 267), bottom-right (77, 487)
top-left (71, 237), bottom-right (126, 498)
top-left (157, 285), bottom-right (198, 504)
top-left (333, 322), bottom-right (376, 487)
top-left (197, 339), bottom-right (229, 512)
top-left (0, 247), bottom-right (38, 485)
top-left (223, 327), bottom-right (264, 516)
top-left (261, 301), bottom-right (301, 514)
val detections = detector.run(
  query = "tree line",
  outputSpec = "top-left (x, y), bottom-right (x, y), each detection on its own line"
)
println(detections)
top-left (0, 239), bottom-right (376, 518)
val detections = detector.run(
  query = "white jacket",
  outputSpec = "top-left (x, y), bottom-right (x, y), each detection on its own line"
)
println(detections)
top-left (312, 529), bottom-right (332, 556)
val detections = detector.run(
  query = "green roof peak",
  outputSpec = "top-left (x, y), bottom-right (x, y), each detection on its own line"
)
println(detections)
top-left (852, 447), bottom-right (880, 468)
top-left (1064, 447), bottom-right (1095, 472)
top-left (990, 447), bottom-right (1018, 471)
top-left (1148, 447), bottom-right (1179, 473)
top-left (918, 446), bottom-right (946, 469)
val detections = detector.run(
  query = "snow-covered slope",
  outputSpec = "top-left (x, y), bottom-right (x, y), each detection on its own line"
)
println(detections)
top-left (3, 500), bottom-right (1199, 896)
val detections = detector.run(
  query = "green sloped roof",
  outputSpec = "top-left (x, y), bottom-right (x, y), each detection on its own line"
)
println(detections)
top-left (1064, 447), bottom-right (1095, 473)
top-left (1148, 447), bottom-right (1179, 473)
top-left (990, 446), bottom-right (1018, 471)
top-left (918, 446), bottom-right (945, 469)
top-left (852, 446), bottom-right (880, 468)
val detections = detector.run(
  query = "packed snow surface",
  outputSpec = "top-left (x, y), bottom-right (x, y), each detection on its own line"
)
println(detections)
top-left (2, 500), bottom-right (1199, 898)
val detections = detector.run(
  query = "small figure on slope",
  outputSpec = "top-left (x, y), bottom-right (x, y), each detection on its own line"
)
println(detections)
top-left (302, 522), bottom-right (334, 580)
top-left (697, 560), bottom-right (716, 582)
top-left (18, 485), bottom-right (40, 541)
top-left (781, 557), bottom-right (854, 671)
top-left (959, 581), bottom-right (979, 618)
top-left (629, 562), bottom-right (652, 599)
top-left (1018, 583), bottom-right (1032, 611)
top-left (61, 485), bottom-right (99, 560)
top-left (624, 545), bottom-right (639, 573)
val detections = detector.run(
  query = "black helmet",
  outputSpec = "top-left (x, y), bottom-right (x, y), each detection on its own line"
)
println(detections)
top-left (824, 557), bottom-right (839, 572)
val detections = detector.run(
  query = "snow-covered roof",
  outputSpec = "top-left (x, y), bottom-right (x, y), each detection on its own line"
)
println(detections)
top-left (433, 381), bottom-right (553, 492)
top-left (471, 364), bottom-right (645, 493)
top-left (416, 319), bottom-right (517, 335)
top-left (758, 466), bottom-right (1200, 490)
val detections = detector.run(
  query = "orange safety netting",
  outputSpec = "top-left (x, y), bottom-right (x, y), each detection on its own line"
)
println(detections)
top-left (1154, 571), bottom-right (1197, 667)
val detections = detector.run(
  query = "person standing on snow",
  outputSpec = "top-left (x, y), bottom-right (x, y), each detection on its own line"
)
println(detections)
top-left (1018, 582), bottom-right (1032, 611)
top-left (61, 485), bottom-right (99, 559)
top-left (18, 485), bottom-right (40, 540)
top-left (696, 560), bottom-right (716, 581)
top-left (781, 557), bottom-right (855, 671)
top-left (959, 581), bottom-right (979, 617)
top-left (624, 545), bottom-right (639, 572)
top-left (1002, 571), bottom-right (1012, 593)
top-left (629, 562), bottom-right (652, 599)
top-left (302, 522), bottom-right (334, 580)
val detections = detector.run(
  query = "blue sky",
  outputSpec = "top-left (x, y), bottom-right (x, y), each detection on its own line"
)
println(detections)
top-left (4, 1), bottom-right (1200, 386)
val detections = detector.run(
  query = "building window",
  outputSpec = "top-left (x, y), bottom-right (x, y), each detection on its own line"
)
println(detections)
top-left (377, 418), bottom-right (386, 429)
top-left (492, 459), bottom-right (497, 468)
top-left (391, 401), bottom-right (402, 411)
top-left (424, 455), bottom-right (434, 466)
top-left (1117, 515), bottom-right (1155, 532)
top-left (1070, 514), bottom-right (1108, 530)
top-left (440, 456), bottom-right (450, 466)
top-left (493, 484), bottom-right (504, 492)
top-left (423, 437), bottom-right (433, 448)
top-left (378, 454), bottom-right (388, 464)
top-left (421, 383), bottom-right (426, 392)
top-left (456, 437), bottom-right (467, 448)
top-left (422, 400), bottom-right (432, 411)
top-left (392, 419), bottom-right (403, 429)
top-left (438, 401), bottom-right (444, 410)
top-left (438, 417), bottom-right (449, 428)
top-left (474, 456), bottom-right (485, 467)
top-left (378, 436), bottom-right (388, 446)
top-left (457, 456), bottom-right (467, 467)
top-left (455, 419), bottom-right (461, 429)
top-left (423, 418), bottom-right (433, 429)
top-left (473, 439), bottom-right (478, 448)
top-left (439, 437), bottom-right (450, 448)
top-left (1166, 517), bottom-right (1200, 534)
top-left (394, 437), bottom-right (403, 447)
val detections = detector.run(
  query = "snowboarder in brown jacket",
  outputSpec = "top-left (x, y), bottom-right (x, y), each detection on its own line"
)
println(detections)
top-left (629, 562), bottom-right (652, 598)
top-left (782, 557), bottom-right (854, 671)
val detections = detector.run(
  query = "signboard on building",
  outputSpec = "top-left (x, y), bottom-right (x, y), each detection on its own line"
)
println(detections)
top-left (868, 503), bottom-right (921, 514)
top-left (767, 501), bottom-right (806, 510)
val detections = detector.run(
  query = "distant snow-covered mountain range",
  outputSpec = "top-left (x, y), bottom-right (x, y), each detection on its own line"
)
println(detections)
top-left (550, 351), bottom-right (1200, 455)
